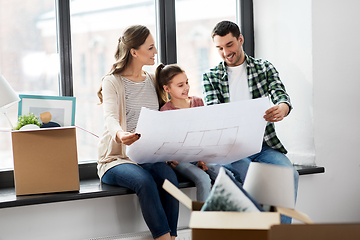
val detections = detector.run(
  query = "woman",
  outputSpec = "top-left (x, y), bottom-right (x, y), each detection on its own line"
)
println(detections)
top-left (97, 25), bottom-right (179, 240)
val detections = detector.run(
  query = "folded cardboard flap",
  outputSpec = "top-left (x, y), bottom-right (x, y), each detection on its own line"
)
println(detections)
top-left (276, 206), bottom-right (313, 224)
top-left (163, 178), bottom-right (192, 210)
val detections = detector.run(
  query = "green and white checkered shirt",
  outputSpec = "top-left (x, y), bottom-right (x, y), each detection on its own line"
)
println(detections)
top-left (202, 54), bottom-right (292, 154)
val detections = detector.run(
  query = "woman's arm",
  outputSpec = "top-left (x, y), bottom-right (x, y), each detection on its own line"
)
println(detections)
top-left (102, 76), bottom-right (125, 143)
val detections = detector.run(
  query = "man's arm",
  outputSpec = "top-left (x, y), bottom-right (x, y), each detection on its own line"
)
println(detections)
top-left (264, 61), bottom-right (292, 121)
top-left (202, 72), bottom-right (221, 105)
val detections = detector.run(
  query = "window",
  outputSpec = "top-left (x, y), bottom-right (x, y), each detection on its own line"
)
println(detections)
top-left (0, 0), bottom-right (58, 170)
top-left (0, 0), bottom-right (240, 173)
top-left (175, 0), bottom-right (236, 98)
top-left (69, 0), bottom-right (157, 163)
top-left (4, 1), bottom-right (309, 175)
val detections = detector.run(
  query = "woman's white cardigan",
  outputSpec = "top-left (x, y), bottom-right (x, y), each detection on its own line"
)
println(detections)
top-left (97, 72), bottom-right (155, 179)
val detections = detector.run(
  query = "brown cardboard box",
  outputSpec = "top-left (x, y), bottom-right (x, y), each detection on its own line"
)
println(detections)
top-left (191, 224), bottom-right (360, 240)
top-left (163, 179), bottom-right (281, 240)
top-left (163, 180), bottom-right (360, 240)
top-left (268, 224), bottom-right (360, 240)
top-left (12, 127), bottom-right (80, 196)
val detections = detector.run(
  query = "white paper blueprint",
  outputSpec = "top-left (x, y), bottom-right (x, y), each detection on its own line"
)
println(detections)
top-left (126, 97), bottom-right (270, 164)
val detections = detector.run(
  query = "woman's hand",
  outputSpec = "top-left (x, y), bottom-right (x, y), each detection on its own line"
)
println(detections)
top-left (263, 103), bottom-right (289, 122)
top-left (197, 161), bottom-right (208, 171)
top-left (116, 131), bottom-right (141, 146)
top-left (166, 161), bottom-right (179, 169)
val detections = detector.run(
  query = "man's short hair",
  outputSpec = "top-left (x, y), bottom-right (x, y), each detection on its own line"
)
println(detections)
top-left (211, 20), bottom-right (241, 39)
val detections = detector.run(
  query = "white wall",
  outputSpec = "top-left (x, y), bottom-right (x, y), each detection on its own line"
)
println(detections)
top-left (0, 188), bottom-right (194, 240)
top-left (309, 0), bottom-right (360, 222)
top-left (254, 0), bottom-right (360, 223)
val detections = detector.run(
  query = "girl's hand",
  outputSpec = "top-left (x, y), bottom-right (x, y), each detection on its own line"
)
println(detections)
top-left (197, 161), bottom-right (208, 171)
top-left (166, 161), bottom-right (179, 169)
top-left (117, 131), bottom-right (141, 146)
top-left (263, 103), bottom-right (289, 122)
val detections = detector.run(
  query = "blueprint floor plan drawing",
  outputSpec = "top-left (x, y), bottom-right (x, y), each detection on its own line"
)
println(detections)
top-left (126, 97), bottom-right (270, 164)
top-left (155, 126), bottom-right (238, 158)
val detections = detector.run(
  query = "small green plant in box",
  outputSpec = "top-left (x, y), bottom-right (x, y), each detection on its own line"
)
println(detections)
top-left (14, 113), bottom-right (41, 130)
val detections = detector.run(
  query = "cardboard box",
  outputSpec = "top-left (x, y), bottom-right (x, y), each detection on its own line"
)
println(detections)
top-left (191, 224), bottom-right (360, 240)
top-left (163, 179), bottom-right (281, 240)
top-left (268, 224), bottom-right (360, 240)
top-left (163, 180), bottom-right (360, 240)
top-left (12, 127), bottom-right (80, 196)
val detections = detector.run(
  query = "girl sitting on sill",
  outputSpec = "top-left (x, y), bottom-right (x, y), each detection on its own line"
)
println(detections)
top-left (156, 63), bottom-right (223, 202)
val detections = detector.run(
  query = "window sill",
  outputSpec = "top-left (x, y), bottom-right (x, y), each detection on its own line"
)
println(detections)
top-left (294, 164), bottom-right (325, 175)
top-left (0, 165), bottom-right (324, 209)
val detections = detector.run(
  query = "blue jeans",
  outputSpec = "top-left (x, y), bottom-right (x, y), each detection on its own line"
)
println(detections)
top-left (205, 163), bottom-right (235, 183)
top-left (101, 162), bottom-right (179, 238)
top-left (223, 142), bottom-right (299, 224)
top-left (173, 162), bottom-right (212, 202)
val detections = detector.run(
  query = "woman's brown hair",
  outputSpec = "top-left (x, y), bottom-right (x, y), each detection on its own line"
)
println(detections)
top-left (97, 25), bottom-right (150, 104)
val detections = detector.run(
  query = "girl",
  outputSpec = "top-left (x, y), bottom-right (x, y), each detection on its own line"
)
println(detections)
top-left (156, 63), bottom-right (222, 202)
top-left (97, 25), bottom-right (178, 240)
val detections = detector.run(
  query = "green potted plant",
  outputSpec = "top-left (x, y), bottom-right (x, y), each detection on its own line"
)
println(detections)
top-left (14, 113), bottom-right (41, 130)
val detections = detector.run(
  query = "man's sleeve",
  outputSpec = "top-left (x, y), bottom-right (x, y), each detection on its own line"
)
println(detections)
top-left (202, 72), bottom-right (221, 106)
top-left (265, 61), bottom-right (293, 114)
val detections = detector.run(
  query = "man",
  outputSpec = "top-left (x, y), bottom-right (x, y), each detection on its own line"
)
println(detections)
top-left (202, 20), bottom-right (298, 223)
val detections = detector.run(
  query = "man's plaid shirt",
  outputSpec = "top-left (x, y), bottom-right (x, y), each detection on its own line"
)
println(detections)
top-left (202, 54), bottom-right (292, 154)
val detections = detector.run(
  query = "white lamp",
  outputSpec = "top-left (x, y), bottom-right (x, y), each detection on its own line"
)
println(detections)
top-left (243, 162), bottom-right (313, 224)
top-left (0, 75), bottom-right (20, 129)
top-left (243, 162), bottom-right (295, 208)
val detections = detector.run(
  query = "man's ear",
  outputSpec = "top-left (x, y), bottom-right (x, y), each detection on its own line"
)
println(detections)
top-left (238, 34), bottom-right (244, 45)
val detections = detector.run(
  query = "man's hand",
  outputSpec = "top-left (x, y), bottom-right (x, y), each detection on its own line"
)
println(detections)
top-left (197, 161), bottom-right (208, 171)
top-left (116, 131), bottom-right (141, 146)
top-left (264, 103), bottom-right (289, 122)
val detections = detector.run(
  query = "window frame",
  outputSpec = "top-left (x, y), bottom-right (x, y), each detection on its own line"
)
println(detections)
top-left (239, 0), bottom-right (255, 57)
top-left (0, 0), bottom-right (251, 187)
top-left (56, 0), bottom-right (73, 97)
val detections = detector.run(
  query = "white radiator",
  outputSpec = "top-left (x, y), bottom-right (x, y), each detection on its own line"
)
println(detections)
top-left (88, 228), bottom-right (191, 240)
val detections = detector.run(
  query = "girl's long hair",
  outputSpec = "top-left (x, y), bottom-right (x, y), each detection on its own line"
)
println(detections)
top-left (155, 63), bottom-right (185, 107)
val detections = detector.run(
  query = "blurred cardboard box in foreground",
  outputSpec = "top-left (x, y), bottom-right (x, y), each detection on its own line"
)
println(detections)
top-left (163, 179), bottom-right (360, 240)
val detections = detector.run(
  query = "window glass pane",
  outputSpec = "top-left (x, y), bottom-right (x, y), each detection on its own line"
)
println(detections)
top-left (254, 0), bottom-right (315, 165)
top-left (0, 1), bottom-right (58, 170)
top-left (175, 0), bottom-right (236, 98)
top-left (70, 0), bottom-right (157, 163)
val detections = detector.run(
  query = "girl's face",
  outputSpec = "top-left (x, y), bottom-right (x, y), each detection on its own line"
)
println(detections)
top-left (163, 72), bottom-right (190, 100)
top-left (132, 33), bottom-right (157, 65)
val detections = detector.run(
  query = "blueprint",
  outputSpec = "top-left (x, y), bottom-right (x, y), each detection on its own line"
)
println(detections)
top-left (126, 97), bottom-right (270, 164)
